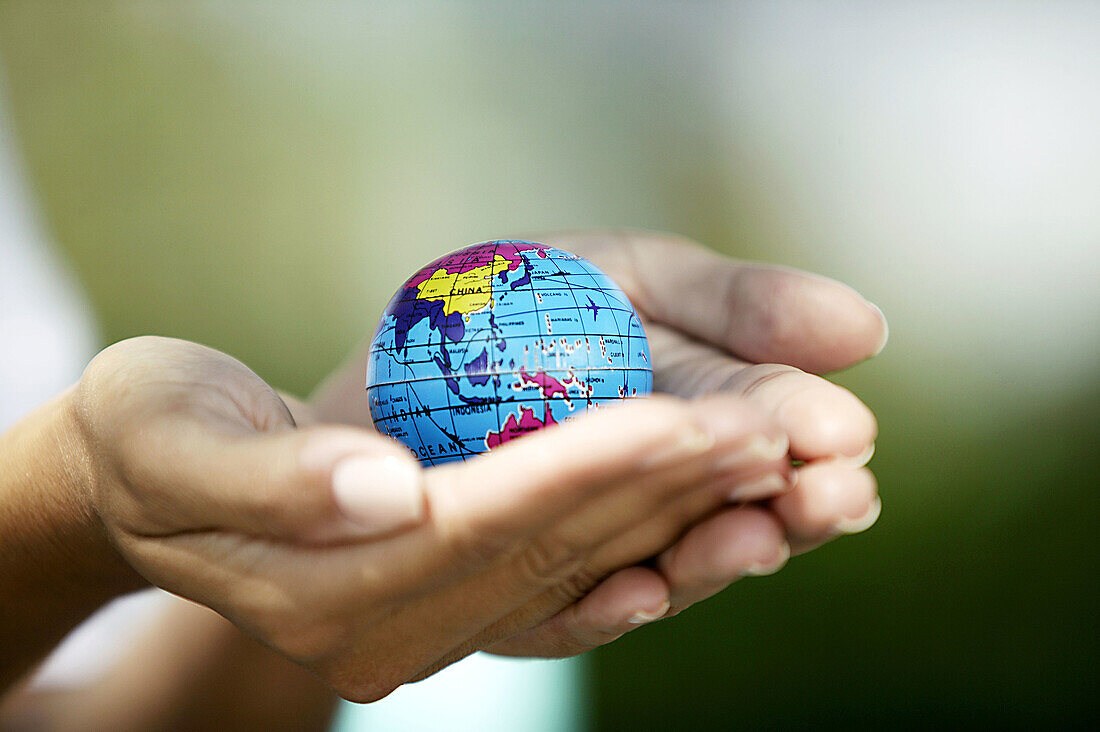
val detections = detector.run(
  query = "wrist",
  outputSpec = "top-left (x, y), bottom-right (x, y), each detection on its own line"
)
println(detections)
top-left (59, 385), bottom-right (149, 595)
top-left (0, 387), bottom-right (145, 690)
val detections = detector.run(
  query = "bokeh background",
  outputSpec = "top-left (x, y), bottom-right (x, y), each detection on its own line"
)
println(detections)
top-left (1, 1), bottom-right (1097, 727)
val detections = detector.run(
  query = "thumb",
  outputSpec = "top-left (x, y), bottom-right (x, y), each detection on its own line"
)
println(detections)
top-left (133, 418), bottom-right (426, 543)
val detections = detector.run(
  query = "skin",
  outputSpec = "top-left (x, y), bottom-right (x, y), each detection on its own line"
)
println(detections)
top-left (316, 230), bottom-right (885, 655)
top-left (0, 230), bottom-right (884, 729)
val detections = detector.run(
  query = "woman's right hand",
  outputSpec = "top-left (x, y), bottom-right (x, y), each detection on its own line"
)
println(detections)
top-left (77, 336), bottom-right (792, 702)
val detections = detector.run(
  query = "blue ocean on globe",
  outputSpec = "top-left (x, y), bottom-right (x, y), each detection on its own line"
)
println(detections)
top-left (366, 240), bottom-right (652, 466)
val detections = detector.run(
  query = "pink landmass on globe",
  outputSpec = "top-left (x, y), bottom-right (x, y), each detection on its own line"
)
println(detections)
top-left (406, 241), bottom-right (550, 287)
top-left (517, 367), bottom-right (568, 399)
top-left (485, 404), bottom-right (558, 449)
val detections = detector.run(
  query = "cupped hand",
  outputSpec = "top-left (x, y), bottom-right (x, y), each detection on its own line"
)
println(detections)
top-left (314, 229), bottom-right (888, 658)
top-left (493, 230), bottom-right (886, 654)
top-left (77, 336), bottom-right (792, 702)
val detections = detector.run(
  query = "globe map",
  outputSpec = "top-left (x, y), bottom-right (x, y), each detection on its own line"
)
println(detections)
top-left (366, 240), bottom-right (652, 465)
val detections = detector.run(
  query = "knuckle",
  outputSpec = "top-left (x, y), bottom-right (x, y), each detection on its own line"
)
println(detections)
top-left (515, 534), bottom-right (588, 589)
top-left (549, 563), bottom-right (605, 606)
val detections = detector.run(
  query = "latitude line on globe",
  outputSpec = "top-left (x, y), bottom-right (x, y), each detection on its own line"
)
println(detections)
top-left (373, 324), bottom-right (639, 355)
top-left (366, 366), bottom-right (655, 390)
top-left (367, 366), bottom-right (654, 389)
top-left (369, 394), bottom-right (577, 426)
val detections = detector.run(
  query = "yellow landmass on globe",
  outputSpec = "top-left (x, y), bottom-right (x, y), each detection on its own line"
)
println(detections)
top-left (416, 255), bottom-right (511, 314)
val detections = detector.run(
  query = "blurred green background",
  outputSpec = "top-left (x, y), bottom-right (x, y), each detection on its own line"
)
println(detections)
top-left (1, 1), bottom-right (1097, 727)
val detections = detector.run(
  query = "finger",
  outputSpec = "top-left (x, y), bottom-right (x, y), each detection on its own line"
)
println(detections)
top-left (506, 411), bottom-right (790, 571)
top-left (714, 363), bottom-right (877, 461)
top-left (172, 395), bottom-right (776, 622)
top-left (771, 463), bottom-right (881, 555)
top-left (448, 442), bottom-right (792, 658)
top-left (577, 446), bottom-right (792, 578)
top-left (425, 394), bottom-right (771, 563)
top-left (650, 327), bottom-right (876, 460)
top-left (122, 417), bottom-right (426, 543)
top-left (485, 567), bottom-right (671, 658)
top-left (330, 397), bottom-right (787, 682)
top-left (656, 505), bottom-right (790, 616)
top-left (540, 229), bottom-right (888, 373)
top-left (372, 396), bottom-right (773, 631)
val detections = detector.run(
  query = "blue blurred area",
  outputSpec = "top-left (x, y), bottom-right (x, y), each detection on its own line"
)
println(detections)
top-left (1, 1), bottom-right (1096, 727)
top-left (332, 653), bottom-right (583, 732)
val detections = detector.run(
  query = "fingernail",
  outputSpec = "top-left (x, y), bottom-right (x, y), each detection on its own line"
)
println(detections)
top-left (713, 433), bottom-right (789, 474)
top-left (741, 541), bottom-right (791, 577)
top-left (727, 471), bottom-right (789, 502)
top-left (331, 455), bottom-right (424, 536)
top-left (827, 442), bottom-right (875, 469)
top-left (867, 301), bottom-right (889, 356)
top-left (834, 496), bottom-right (882, 534)
top-left (627, 599), bottom-right (670, 624)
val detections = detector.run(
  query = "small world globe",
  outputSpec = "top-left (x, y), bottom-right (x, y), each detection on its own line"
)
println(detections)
top-left (366, 240), bottom-right (653, 465)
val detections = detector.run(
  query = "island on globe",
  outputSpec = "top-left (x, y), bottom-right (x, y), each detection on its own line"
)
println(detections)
top-left (366, 240), bottom-right (653, 465)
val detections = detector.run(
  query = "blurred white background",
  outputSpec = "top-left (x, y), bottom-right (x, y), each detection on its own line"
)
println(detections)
top-left (191, 0), bottom-right (1100, 405)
